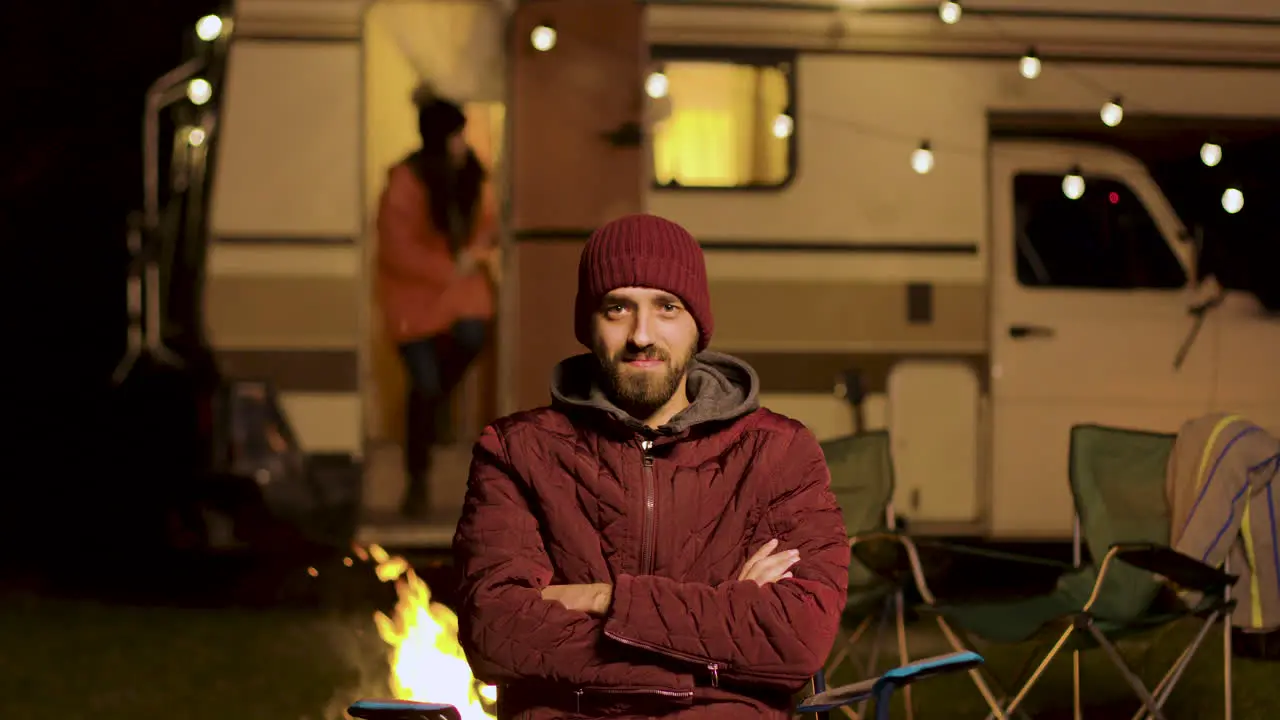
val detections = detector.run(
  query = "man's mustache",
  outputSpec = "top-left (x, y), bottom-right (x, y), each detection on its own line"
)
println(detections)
top-left (615, 347), bottom-right (669, 363)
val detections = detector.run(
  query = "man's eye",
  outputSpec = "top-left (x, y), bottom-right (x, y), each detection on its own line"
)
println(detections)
top-left (662, 304), bottom-right (680, 313)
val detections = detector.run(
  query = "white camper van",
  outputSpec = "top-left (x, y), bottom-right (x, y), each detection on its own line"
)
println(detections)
top-left (206, 0), bottom-right (1280, 544)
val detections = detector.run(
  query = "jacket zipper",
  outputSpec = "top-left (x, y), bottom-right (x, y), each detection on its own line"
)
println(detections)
top-left (640, 439), bottom-right (657, 576)
top-left (578, 686), bottom-right (695, 699)
top-left (604, 629), bottom-right (723, 688)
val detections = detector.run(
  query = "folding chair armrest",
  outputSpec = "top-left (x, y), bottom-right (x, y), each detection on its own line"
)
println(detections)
top-left (1110, 542), bottom-right (1237, 594)
top-left (347, 699), bottom-right (461, 720)
top-left (879, 650), bottom-right (985, 687)
top-left (849, 531), bottom-right (938, 604)
top-left (935, 542), bottom-right (1073, 570)
top-left (796, 652), bottom-right (985, 714)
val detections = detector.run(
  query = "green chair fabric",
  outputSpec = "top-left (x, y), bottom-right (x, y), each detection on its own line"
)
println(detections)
top-left (931, 426), bottom-right (1181, 643)
top-left (821, 430), bottom-right (895, 611)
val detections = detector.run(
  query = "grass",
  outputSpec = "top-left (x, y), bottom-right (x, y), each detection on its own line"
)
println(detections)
top-left (827, 618), bottom-right (1277, 719)
top-left (0, 596), bottom-right (389, 720)
top-left (0, 594), bottom-right (1274, 720)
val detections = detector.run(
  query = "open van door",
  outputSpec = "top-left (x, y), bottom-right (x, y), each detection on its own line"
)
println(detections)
top-left (987, 141), bottom-right (1212, 539)
top-left (506, 0), bottom-right (646, 412)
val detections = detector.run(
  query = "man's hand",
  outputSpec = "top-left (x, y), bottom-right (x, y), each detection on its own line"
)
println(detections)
top-left (737, 539), bottom-right (800, 586)
top-left (542, 583), bottom-right (613, 616)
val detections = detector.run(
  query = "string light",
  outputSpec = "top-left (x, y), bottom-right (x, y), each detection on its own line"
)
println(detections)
top-left (1019, 47), bottom-right (1041, 79)
top-left (530, 23), bottom-right (556, 52)
top-left (625, 19), bottom-right (1233, 212)
top-left (772, 113), bottom-right (795, 139)
top-left (187, 127), bottom-right (207, 147)
top-left (1100, 96), bottom-right (1124, 127)
top-left (195, 14), bottom-right (224, 42)
top-left (187, 78), bottom-right (212, 105)
top-left (1200, 142), bottom-right (1222, 167)
top-left (910, 141), bottom-right (935, 174)
top-left (939, 1), bottom-right (962, 24)
top-left (1222, 188), bottom-right (1244, 214)
top-left (645, 71), bottom-right (669, 99)
top-left (1062, 166), bottom-right (1085, 200)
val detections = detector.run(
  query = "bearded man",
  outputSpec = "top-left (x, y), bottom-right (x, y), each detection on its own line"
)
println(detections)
top-left (453, 214), bottom-right (850, 719)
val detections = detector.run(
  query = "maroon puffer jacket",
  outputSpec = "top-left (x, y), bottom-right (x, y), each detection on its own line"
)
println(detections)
top-left (454, 352), bottom-right (850, 719)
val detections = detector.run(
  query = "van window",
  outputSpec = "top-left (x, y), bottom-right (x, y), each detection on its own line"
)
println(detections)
top-left (650, 56), bottom-right (794, 190)
top-left (1012, 173), bottom-right (1187, 290)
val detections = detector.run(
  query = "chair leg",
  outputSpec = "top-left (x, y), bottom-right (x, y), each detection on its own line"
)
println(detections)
top-left (810, 674), bottom-right (831, 720)
top-left (852, 596), bottom-right (895, 720)
top-left (1223, 613), bottom-right (1233, 720)
top-left (999, 625), bottom-right (1074, 719)
top-left (872, 682), bottom-right (896, 720)
top-left (1224, 558), bottom-right (1233, 720)
top-left (1128, 612), bottom-right (1221, 720)
top-left (893, 590), bottom-right (914, 720)
top-left (1084, 623), bottom-right (1168, 720)
top-left (1123, 611), bottom-right (1226, 720)
top-left (825, 615), bottom-right (873, 677)
top-left (983, 634), bottom-right (1060, 720)
top-left (1072, 650), bottom-right (1082, 720)
top-left (933, 616), bottom-right (1016, 720)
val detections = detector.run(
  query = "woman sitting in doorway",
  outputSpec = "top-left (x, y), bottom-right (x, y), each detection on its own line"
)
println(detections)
top-left (375, 86), bottom-right (500, 517)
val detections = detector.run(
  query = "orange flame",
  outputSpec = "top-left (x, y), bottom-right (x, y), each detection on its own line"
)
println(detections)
top-left (362, 544), bottom-right (497, 720)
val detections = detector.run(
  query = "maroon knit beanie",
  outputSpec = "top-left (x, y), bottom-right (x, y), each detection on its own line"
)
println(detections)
top-left (574, 213), bottom-right (713, 351)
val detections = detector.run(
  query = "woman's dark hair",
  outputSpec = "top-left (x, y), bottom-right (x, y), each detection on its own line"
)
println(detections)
top-left (410, 89), bottom-right (487, 253)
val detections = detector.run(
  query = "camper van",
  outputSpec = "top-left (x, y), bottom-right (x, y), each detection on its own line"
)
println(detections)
top-left (204, 0), bottom-right (1280, 544)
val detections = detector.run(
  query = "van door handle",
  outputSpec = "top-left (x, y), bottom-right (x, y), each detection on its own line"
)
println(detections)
top-left (1008, 324), bottom-right (1055, 339)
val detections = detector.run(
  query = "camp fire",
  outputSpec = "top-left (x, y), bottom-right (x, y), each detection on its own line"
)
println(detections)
top-left (355, 544), bottom-right (497, 720)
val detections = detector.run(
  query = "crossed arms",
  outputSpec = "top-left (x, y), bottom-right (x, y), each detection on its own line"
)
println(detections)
top-left (453, 423), bottom-right (850, 693)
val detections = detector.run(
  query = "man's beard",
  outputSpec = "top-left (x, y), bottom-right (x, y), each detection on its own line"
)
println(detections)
top-left (594, 342), bottom-right (695, 419)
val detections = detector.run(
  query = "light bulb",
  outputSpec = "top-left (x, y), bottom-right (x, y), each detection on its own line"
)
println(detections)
top-left (939, 1), bottom-right (962, 24)
top-left (530, 24), bottom-right (556, 51)
top-left (1100, 96), bottom-right (1124, 127)
top-left (1222, 188), bottom-right (1243, 214)
top-left (1200, 142), bottom-right (1222, 167)
top-left (187, 78), bottom-right (213, 106)
top-left (1062, 170), bottom-right (1085, 200)
top-left (772, 113), bottom-right (794, 139)
top-left (195, 14), bottom-right (224, 42)
top-left (1019, 48), bottom-right (1041, 79)
top-left (645, 71), bottom-right (668, 99)
top-left (187, 127), bottom-right (207, 147)
top-left (910, 142), bottom-right (934, 174)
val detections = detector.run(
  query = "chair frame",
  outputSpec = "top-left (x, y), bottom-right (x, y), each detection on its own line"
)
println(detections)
top-left (823, 499), bottom-right (913, 720)
top-left (821, 370), bottom-right (917, 720)
top-left (851, 423), bottom-right (1238, 720)
top-left (803, 651), bottom-right (986, 720)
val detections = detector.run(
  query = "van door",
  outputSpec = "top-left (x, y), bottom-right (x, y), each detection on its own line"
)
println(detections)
top-left (1213, 292), bottom-right (1280, 434)
top-left (987, 141), bottom-right (1212, 539)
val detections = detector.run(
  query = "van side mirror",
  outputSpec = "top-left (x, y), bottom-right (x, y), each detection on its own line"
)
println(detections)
top-left (1180, 223), bottom-right (1207, 283)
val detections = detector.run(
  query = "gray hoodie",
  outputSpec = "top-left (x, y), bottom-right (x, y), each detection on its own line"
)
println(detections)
top-left (549, 350), bottom-right (761, 435)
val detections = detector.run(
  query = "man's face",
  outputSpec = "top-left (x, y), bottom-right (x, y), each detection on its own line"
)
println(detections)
top-left (591, 286), bottom-right (699, 415)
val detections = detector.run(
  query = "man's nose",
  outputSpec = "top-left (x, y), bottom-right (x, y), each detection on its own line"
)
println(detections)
top-left (628, 309), bottom-right (654, 347)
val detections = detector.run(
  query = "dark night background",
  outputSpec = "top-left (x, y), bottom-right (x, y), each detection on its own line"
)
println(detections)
top-left (4, 2), bottom-right (221, 565)
top-left (2, 1), bottom-right (1277, 570)
top-left (0, 5), bottom-right (1276, 718)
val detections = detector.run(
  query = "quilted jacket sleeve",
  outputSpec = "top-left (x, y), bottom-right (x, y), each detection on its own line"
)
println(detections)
top-left (454, 425), bottom-right (697, 691)
top-left (602, 424), bottom-right (850, 693)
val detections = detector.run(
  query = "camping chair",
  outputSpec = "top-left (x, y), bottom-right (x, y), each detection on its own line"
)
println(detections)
top-left (820, 428), bottom-right (913, 720)
top-left (348, 700), bottom-right (459, 720)
top-left (801, 651), bottom-right (985, 720)
top-left (852, 423), bottom-right (1237, 720)
top-left (346, 653), bottom-right (986, 720)
top-left (817, 368), bottom-right (918, 720)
